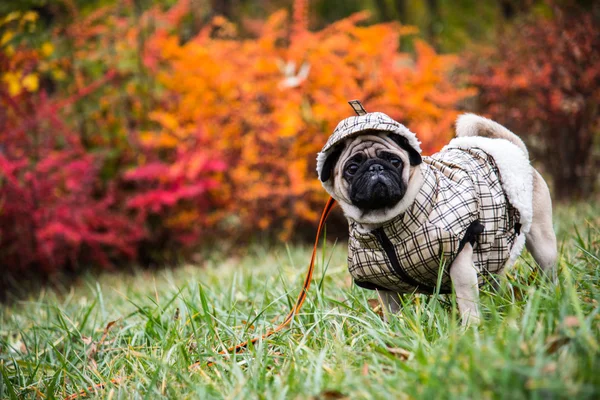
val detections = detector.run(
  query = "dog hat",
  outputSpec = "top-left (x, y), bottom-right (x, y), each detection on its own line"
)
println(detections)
top-left (316, 101), bottom-right (422, 187)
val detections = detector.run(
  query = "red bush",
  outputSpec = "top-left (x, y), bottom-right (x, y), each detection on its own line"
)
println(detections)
top-left (123, 131), bottom-right (226, 249)
top-left (0, 6), bottom-right (228, 274)
top-left (468, 3), bottom-right (600, 199)
top-left (0, 89), bottom-right (144, 273)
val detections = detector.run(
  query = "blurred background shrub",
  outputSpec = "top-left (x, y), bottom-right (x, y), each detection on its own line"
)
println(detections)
top-left (0, 0), bottom-right (598, 278)
top-left (468, 3), bottom-right (600, 200)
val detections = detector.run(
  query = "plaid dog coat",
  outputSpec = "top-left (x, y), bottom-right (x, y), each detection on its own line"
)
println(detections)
top-left (317, 111), bottom-right (533, 295)
top-left (348, 146), bottom-right (522, 294)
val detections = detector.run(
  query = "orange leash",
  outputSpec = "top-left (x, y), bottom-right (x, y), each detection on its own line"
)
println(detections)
top-left (190, 196), bottom-right (336, 368)
top-left (63, 376), bottom-right (129, 400)
top-left (62, 197), bottom-right (336, 399)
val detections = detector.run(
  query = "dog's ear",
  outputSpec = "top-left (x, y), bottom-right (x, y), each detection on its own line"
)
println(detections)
top-left (389, 134), bottom-right (422, 166)
top-left (319, 144), bottom-right (345, 182)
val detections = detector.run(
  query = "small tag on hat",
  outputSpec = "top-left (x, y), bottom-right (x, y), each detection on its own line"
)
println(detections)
top-left (348, 100), bottom-right (367, 116)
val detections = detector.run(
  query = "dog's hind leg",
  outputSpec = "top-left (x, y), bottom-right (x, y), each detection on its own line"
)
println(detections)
top-left (526, 168), bottom-right (558, 278)
top-left (450, 243), bottom-right (481, 326)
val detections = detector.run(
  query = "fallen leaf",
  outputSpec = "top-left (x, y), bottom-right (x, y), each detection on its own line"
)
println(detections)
top-left (313, 390), bottom-right (349, 400)
top-left (99, 320), bottom-right (118, 345)
top-left (563, 316), bottom-right (580, 328)
top-left (87, 342), bottom-right (98, 363)
top-left (87, 320), bottom-right (120, 366)
top-left (542, 362), bottom-right (557, 373)
top-left (386, 347), bottom-right (411, 360)
top-left (545, 335), bottom-right (570, 354)
top-left (361, 362), bottom-right (369, 376)
top-left (367, 299), bottom-right (383, 319)
top-left (241, 320), bottom-right (255, 330)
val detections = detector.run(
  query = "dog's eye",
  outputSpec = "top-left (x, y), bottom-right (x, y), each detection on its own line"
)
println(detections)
top-left (346, 163), bottom-right (359, 176)
top-left (390, 158), bottom-right (402, 168)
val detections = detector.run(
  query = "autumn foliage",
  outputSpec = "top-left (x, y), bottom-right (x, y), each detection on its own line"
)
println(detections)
top-left (150, 1), bottom-right (473, 239)
top-left (1, 0), bottom-right (472, 275)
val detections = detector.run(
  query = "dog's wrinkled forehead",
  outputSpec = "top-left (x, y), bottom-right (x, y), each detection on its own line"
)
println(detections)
top-left (341, 132), bottom-right (407, 161)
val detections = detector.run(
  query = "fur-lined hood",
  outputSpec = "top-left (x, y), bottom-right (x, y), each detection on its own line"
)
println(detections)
top-left (316, 112), bottom-right (421, 194)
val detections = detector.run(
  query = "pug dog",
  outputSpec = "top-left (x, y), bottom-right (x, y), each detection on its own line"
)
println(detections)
top-left (317, 103), bottom-right (557, 324)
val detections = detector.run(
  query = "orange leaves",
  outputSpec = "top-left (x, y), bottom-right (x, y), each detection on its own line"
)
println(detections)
top-left (145, 5), bottom-right (472, 240)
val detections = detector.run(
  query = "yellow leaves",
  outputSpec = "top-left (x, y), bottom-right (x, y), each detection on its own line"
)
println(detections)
top-left (21, 11), bottom-right (38, 23)
top-left (0, 10), bottom-right (57, 98)
top-left (1, 31), bottom-right (13, 46)
top-left (1, 12), bottom-right (21, 25)
top-left (41, 42), bottom-right (54, 57)
top-left (0, 13), bottom-right (38, 66)
top-left (22, 73), bottom-right (39, 92)
top-left (150, 111), bottom-right (179, 132)
top-left (2, 72), bottom-right (21, 96)
top-left (51, 68), bottom-right (67, 81)
top-left (2, 72), bottom-right (40, 96)
top-left (1, 11), bottom-right (38, 31)
top-left (139, 131), bottom-right (179, 149)
top-left (0, 30), bottom-right (15, 55)
top-left (139, 112), bottom-right (187, 148)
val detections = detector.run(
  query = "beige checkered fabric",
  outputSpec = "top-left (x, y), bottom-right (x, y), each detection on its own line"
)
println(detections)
top-left (348, 146), bottom-right (521, 294)
top-left (322, 112), bottom-right (420, 152)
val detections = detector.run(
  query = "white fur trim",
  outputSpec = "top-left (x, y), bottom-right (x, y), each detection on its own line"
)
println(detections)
top-left (442, 136), bottom-right (533, 239)
top-left (316, 150), bottom-right (332, 193)
top-left (454, 114), bottom-right (532, 266)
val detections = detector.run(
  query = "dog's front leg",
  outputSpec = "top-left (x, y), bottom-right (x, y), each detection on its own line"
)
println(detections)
top-left (450, 243), bottom-right (481, 325)
top-left (377, 290), bottom-right (402, 322)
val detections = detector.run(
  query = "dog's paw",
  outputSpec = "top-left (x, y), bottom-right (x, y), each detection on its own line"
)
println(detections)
top-left (460, 312), bottom-right (481, 328)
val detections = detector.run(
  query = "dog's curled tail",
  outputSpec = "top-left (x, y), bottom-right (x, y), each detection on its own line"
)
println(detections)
top-left (455, 114), bottom-right (529, 159)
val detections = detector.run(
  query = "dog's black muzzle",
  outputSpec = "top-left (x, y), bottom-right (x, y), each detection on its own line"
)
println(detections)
top-left (349, 159), bottom-right (406, 210)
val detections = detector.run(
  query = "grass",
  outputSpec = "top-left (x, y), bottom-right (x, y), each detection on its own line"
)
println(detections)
top-left (1, 203), bottom-right (599, 399)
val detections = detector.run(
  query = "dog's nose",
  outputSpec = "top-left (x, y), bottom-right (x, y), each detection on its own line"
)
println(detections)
top-left (369, 164), bottom-right (384, 173)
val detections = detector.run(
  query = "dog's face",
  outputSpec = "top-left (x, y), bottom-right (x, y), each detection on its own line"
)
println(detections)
top-left (319, 130), bottom-right (422, 225)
